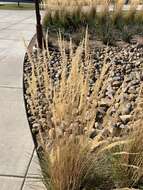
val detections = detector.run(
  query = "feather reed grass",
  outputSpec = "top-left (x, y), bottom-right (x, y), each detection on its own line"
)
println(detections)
top-left (26, 33), bottom-right (114, 146)
top-left (125, 0), bottom-right (140, 23)
top-left (41, 134), bottom-right (131, 190)
top-left (25, 34), bottom-right (143, 189)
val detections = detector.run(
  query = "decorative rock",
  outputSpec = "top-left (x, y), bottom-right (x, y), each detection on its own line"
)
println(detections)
top-left (28, 116), bottom-right (35, 123)
top-left (128, 86), bottom-right (137, 94)
top-left (94, 122), bottom-right (101, 129)
top-left (24, 43), bottom-right (143, 149)
top-left (112, 76), bottom-right (122, 81)
top-left (130, 79), bottom-right (140, 86)
top-left (120, 124), bottom-right (126, 129)
top-left (32, 123), bottom-right (40, 129)
top-left (99, 98), bottom-right (112, 107)
top-left (89, 129), bottom-right (97, 139)
top-left (120, 115), bottom-right (132, 124)
top-left (122, 103), bottom-right (132, 115)
top-left (32, 127), bottom-right (39, 135)
top-left (112, 81), bottom-right (121, 87)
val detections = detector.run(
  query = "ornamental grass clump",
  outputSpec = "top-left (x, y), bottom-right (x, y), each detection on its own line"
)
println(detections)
top-left (42, 0), bottom-right (143, 45)
top-left (25, 34), bottom-right (143, 189)
top-left (26, 33), bottom-right (113, 147)
top-left (125, 0), bottom-right (140, 24)
top-left (40, 136), bottom-right (105, 190)
top-left (40, 134), bottom-right (131, 190)
top-left (112, 0), bottom-right (124, 26)
top-left (109, 119), bottom-right (143, 189)
top-left (43, 0), bottom-right (98, 31)
top-left (40, 112), bottom-right (143, 190)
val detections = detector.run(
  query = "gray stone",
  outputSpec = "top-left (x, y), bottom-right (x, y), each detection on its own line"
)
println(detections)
top-left (94, 122), bottom-right (100, 129)
top-left (130, 80), bottom-right (140, 86)
top-left (120, 124), bottom-right (126, 129)
top-left (112, 81), bottom-right (121, 87)
top-left (122, 103), bottom-right (132, 115)
top-left (89, 129), bottom-right (97, 139)
top-left (120, 115), bottom-right (132, 124)
top-left (33, 123), bottom-right (40, 129)
top-left (99, 98), bottom-right (112, 107)
top-left (32, 123), bottom-right (40, 134)
top-left (128, 86), bottom-right (137, 94)
top-left (113, 76), bottom-right (122, 81)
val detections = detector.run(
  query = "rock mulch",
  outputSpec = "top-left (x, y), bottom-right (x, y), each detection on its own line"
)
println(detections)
top-left (24, 43), bottom-right (143, 150)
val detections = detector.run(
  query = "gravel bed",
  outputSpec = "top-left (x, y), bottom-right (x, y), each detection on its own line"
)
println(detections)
top-left (24, 43), bottom-right (143, 150)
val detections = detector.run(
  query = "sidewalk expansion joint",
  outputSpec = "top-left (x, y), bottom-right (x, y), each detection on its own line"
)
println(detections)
top-left (0, 85), bottom-right (22, 90)
top-left (0, 174), bottom-right (41, 180)
top-left (20, 148), bottom-right (35, 190)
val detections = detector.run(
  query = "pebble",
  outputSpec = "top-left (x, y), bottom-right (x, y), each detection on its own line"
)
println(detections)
top-left (122, 103), bottom-right (132, 115)
top-left (89, 129), bottom-right (97, 139)
top-left (32, 123), bottom-right (40, 134)
top-left (120, 115), bottom-right (132, 124)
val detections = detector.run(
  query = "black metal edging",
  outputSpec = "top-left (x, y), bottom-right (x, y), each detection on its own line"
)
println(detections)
top-left (22, 34), bottom-right (38, 149)
top-left (22, 34), bottom-right (60, 156)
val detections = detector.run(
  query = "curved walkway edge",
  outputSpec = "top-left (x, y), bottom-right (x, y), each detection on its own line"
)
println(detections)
top-left (0, 10), bottom-right (45, 190)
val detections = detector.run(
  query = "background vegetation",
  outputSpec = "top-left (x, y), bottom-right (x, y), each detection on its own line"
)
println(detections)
top-left (42, 0), bottom-right (143, 45)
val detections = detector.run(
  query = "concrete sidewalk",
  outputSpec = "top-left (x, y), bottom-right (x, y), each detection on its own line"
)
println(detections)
top-left (0, 10), bottom-right (45, 190)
